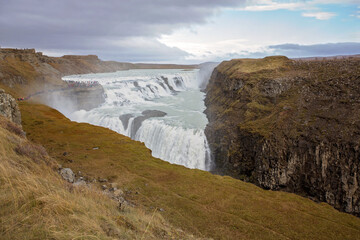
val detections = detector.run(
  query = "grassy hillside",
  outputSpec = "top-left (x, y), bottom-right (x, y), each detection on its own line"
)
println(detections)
top-left (0, 115), bottom-right (197, 239)
top-left (18, 101), bottom-right (360, 240)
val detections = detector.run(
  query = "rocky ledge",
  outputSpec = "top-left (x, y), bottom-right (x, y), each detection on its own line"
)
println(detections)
top-left (204, 55), bottom-right (360, 216)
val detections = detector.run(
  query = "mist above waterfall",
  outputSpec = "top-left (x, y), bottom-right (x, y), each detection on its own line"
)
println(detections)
top-left (198, 62), bottom-right (219, 90)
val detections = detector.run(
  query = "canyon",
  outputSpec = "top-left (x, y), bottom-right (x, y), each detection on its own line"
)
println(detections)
top-left (1, 48), bottom-right (360, 239)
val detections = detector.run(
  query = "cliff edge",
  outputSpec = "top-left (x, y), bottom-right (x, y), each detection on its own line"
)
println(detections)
top-left (205, 55), bottom-right (360, 216)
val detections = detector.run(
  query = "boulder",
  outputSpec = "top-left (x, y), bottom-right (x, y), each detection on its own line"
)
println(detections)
top-left (113, 189), bottom-right (124, 197)
top-left (73, 179), bottom-right (87, 187)
top-left (59, 168), bottom-right (75, 183)
top-left (0, 89), bottom-right (21, 125)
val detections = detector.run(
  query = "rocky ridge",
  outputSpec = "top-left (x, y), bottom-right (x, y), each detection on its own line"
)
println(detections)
top-left (205, 55), bottom-right (360, 216)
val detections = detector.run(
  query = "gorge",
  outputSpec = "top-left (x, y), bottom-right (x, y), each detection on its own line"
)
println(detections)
top-left (1, 48), bottom-right (360, 239)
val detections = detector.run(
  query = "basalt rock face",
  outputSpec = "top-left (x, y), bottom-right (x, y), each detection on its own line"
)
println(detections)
top-left (0, 89), bottom-right (21, 125)
top-left (204, 55), bottom-right (360, 216)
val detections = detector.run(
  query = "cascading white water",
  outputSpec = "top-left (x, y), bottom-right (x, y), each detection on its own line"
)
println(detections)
top-left (62, 69), bottom-right (212, 171)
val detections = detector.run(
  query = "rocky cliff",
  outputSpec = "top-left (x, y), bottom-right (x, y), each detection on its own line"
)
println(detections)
top-left (0, 88), bottom-right (21, 125)
top-left (205, 55), bottom-right (360, 216)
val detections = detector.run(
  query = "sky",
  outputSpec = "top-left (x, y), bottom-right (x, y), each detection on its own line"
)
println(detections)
top-left (0, 0), bottom-right (359, 63)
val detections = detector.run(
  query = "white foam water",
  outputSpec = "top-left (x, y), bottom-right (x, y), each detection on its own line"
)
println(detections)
top-left (62, 69), bottom-right (212, 171)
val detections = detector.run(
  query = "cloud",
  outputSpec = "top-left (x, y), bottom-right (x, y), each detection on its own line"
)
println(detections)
top-left (350, 8), bottom-right (360, 18)
top-left (302, 12), bottom-right (336, 20)
top-left (0, 0), bottom-right (244, 62)
top-left (313, 0), bottom-right (360, 4)
top-left (237, 0), bottom-right (355, 21)
top-left (180, 42), bottom-right (360, 62)
top-left (237, 1), bottom-right (310, 11)
top-left (269, 42), bottom-right (360, 57)
top-left (238, 0), bottom-right (360, 12)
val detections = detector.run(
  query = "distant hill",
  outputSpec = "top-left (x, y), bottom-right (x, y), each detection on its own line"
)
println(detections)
top-left (0, 48), bottom-right (196, 97)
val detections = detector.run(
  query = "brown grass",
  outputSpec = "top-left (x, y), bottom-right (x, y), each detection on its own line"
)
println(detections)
top-left (0, 116), bottom-right (197, 240)
top-left (18, 101), bottom-right (360, 240)
top-left (14, 141), bottom-right (48, 163)
top-left (0, 116), bottom-right (25, 137)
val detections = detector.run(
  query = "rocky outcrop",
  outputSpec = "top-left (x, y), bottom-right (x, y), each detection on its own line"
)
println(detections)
top-left (205, 55), bottom-right (360, 216)
top-left (129, 110), bottom-right (167, 138)
top-left (0, 89), bottom-right (21, 125)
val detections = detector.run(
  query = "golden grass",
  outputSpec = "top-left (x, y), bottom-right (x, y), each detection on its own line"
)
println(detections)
top-left (216, 56), bottom-right (291, 78)
top-left (18, 102), bottom-right (360, 240)
top-left (0, 116), bottom-right (197, 240)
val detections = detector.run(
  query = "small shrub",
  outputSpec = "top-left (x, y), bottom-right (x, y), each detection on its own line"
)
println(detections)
top-left (5, 121), bottom-right (26, 137)
top-left (15, 141), bottom-right (48, 163)
top-left (0, 116), bottom-right (25, 137)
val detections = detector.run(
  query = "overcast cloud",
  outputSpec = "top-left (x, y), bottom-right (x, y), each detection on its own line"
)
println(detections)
top-left (0, 0), bottom-right (359, 62)
top-left (0, 0), bottom-right (244, 61)
top-left (269, 42), bottom-right (360, 57)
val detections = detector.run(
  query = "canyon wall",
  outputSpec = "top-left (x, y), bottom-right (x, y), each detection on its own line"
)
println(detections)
top-left (205, 55), bottom-right (360, 216)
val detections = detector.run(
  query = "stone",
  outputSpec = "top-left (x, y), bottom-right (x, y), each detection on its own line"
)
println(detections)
top-left (113, 189), bottom-right (124, 197)
top-left (130, 110), bottom-right (167, 139)
top-left (59, 168), bottom-right (75, 183)
top-left (0, 89), bottom-right (21, 125)
top-left (73, 180), bottom-right (87, 187)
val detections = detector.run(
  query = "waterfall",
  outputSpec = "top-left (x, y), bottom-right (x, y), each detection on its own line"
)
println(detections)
top-left (64, 69), bottom-right (212, 171)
